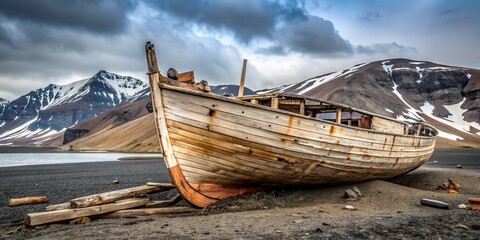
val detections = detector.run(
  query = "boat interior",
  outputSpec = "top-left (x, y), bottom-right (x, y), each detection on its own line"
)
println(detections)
top-left (236, 93), bottom-right (437, 137)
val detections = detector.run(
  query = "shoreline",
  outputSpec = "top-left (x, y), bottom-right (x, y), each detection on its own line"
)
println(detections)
top-left (0, 151), bottom-right (480, 239)
top-left (1, 159), bottom-right (479, 239)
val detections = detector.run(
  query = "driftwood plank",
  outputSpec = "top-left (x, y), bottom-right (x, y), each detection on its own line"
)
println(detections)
top-left (25, 197), bottom-right (149, 227)
top-left (70, 185), bottom-right (169, 208)
top-left (145, 182), bottom-right (175, 188)
top-left (9, 196), bottom-right (48, 207)
top-left (45, 202), bottom-right (71, 211)
top-left (145, 194), bottom-right (182, 208)
top-left (100, 206), bottom-right (198, 219)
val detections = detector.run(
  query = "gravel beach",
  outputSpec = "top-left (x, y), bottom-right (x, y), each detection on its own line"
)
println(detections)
top-left (1, 149), bottom-right (479, 239)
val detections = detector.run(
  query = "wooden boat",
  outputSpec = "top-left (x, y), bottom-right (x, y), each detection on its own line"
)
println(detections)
top-left (145, 42), bottom-right (438, 207)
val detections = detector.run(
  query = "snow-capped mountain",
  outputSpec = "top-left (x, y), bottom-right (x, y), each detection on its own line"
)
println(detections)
top-left (0, 97), bottom-right (8, 118)
top-left (0, 70), bottom-right (148, 145)
top-left (261, 59), bottom-right (480, 145)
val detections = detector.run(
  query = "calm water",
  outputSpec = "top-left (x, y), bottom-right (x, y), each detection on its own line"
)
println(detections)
top-left (0, 151), bottom-right (162, 167)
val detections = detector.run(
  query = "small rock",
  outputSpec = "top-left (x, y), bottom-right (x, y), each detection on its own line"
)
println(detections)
top-left (344, 189), bottom-right (358, 199)
top-left (457, 204), bottom-right (467, 209)
top-left (112, 179), bottom-right (120, 184)
top-left (456, 164), bottom-right (462, 168)
top-left (352, 187), bottom-right (362, 197)
top-left (343, 205), bottom-right (354, 210)
top-left (275, 229), bottom-right (284, 234)
top-left (70, 217), bottom-right (91, 224)
top-left (293, 220), bottom-right (303, 224)
top-left (455, 224), bottom-right (470, 230)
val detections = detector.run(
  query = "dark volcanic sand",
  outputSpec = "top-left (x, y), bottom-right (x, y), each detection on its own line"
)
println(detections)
top-left (0, 150), bottom-right (479, 239)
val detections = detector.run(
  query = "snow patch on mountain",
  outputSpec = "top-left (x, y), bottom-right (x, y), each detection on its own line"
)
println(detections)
top-left (381, 60), bottom-right (393, 77)
top-left (296, 62), bottom-right (370, 95)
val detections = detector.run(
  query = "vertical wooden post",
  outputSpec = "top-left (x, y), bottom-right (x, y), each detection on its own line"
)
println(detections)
top-left (271, 98), bottom-right (279, 109)
top-left (336, 108), bottom-right (342, 124)
top-left (416, 123), bottom-right (423, 136)
top-left (299, 100), bottom-right (305, 115)
top-left (238, 59), bottom-right (248, 97)
top-left (251, 99), bottom-right (259, 104)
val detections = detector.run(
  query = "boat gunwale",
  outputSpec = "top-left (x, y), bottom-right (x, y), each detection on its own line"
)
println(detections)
top-left (158, 83), bottom-right (437, 140)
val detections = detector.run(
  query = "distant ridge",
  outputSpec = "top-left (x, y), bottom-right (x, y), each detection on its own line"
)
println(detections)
top-left (0, 70), bottom-right (148, 145)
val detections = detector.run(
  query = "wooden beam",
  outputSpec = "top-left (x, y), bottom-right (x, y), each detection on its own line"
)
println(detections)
top-left (278, 99), bottom-right (302, 105)
top-left (271, 98), bottom-right (279, 109)
top-left (145, 194), bottom-right (182, 208)
top-left (9, 196), bottom-right (48, 207)
top-left (69, 185), bottom-right (169, 208)
top-left (238, 59), bottom-right (248, 97)
top-left (250, 99), bottom-right (259, 104)
top-left (45, 202), bottom-right (71, 211)
top-left (25, 198), bottom-right (149, 227)
top-left (100, 206), bottom-right (198, 219)
top-left (336, 108), bottom-right (342, 124)
top-left (416, 123), bottom-right (423, 136)
top-left (145, 182), bottom-right (175, 188)
top-left (177, 71), bottom-right (195, 84)
top-left (299, 100), bottom-right (305, 115)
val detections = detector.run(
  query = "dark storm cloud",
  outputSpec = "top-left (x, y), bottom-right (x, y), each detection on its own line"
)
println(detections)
top-left (0, 0), bottom-right (135, 34)
top-left (357, 11), bottom-right (381, 22)
top-left (146, 0), bottom-right (307, 43)
top-left (150, 1), bottom-right (354, 57)
top-left (277, 16), bottom-right (353, 56)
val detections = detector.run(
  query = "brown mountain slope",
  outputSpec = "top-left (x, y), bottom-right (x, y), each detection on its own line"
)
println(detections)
top-left (62, 114), bottom-right (160, 152)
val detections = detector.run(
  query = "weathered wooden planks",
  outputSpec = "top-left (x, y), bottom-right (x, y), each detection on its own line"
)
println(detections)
top-left (69, 185), bottom-right (169, 208)
top-left (25, 198), bottom-right (149, 227)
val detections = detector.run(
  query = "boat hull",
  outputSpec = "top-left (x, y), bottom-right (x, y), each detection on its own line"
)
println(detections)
top-left (150, 83), bottom-right (436, 207)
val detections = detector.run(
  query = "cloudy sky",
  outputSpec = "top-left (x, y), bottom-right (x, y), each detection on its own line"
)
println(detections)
top-left (0, 0), bottom-right (479, 100)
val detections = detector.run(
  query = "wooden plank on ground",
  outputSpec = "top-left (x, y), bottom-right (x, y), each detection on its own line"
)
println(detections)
top-left (25, 197), bottom-right (149, 227)
top-left (45, 202), bottom-right (71, 211)
top-left (145, 194), bottom-right (182, 208)
top-left (100, 206), bottom-right (198, 219)
top-left (70, 185), bottom-right (169, 208)
top-left (9, 196), bottom-right (48, 207)
top-left (145, 182), bottom-right (175, 188)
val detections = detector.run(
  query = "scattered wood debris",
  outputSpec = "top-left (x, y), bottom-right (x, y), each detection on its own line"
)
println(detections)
top-left (24, 183), bottom-right (197, 227)
top-left (436, 179), bottom-right (460, 194)
top-left (9, 196), bottom-right (48, 207)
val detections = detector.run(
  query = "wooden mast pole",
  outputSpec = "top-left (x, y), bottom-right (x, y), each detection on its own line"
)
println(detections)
top-left (238, 59), bottom-right (248, 97)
